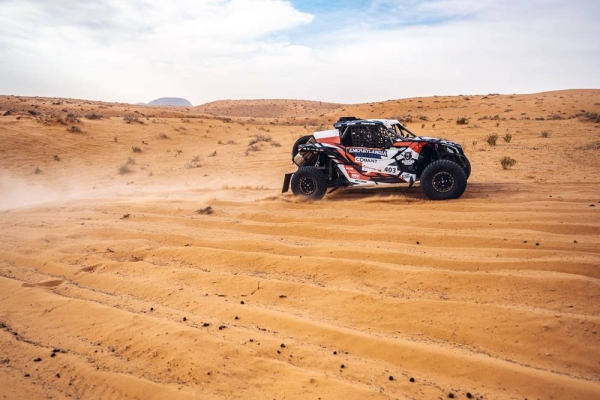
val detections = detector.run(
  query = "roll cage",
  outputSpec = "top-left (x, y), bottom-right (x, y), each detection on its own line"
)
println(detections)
top-left (336, 120), bottom-right (417, 149)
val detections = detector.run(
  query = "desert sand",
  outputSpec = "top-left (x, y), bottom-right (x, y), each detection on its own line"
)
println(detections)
top-left (0, 90), bottom-right (599, 399)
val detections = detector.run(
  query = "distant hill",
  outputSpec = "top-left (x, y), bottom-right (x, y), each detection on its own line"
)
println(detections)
top-left (147, 97), bottom-right (192, 107)
top-left (194, 99), bottom-right (343, 119)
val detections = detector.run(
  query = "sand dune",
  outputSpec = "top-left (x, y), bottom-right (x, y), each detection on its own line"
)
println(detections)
top-left (1, 90), bottom-right (599, 399)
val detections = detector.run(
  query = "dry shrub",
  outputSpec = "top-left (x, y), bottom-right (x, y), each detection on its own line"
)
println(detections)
top-left (249, 134), bottom-right (272, 146)
top-left (185, 156), bottom-right (203, 169)
top-left (66, 113), bottom-right (80, 123)
top-left (118, 164), bottom-right (131, 174)
top-left (577, 112), bottom-right (600, 123)
top-left (124, 115), bottom-right (143, 124)
top-left (541, 131), bottom-right (550, 138)
top-left (197, 206), bottom-right (213, 215)
top-left (245, 144), bottom-right (261, 155)
top-left (132, 146), bottom-right (142, 153)
top-left (503, 133), bottom-right (512, 143)
top-left (500, 156), bottom-right (516, 169)
top-left (456, 117), bottom-right (469, 125)
top-left (68, 125), bottom-right (82, 133)
top-left (486, 134), bottom-right (499, 146)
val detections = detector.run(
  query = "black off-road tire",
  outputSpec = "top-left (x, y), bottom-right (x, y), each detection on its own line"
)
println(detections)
top-left (420, 160), bottom-right (467, 200)
top-left (462, 157), bottom-right (471, 180)
top-left (291, 135), bottom-right (313, 158)
top-left (291, 166), bottom-right (328, 200)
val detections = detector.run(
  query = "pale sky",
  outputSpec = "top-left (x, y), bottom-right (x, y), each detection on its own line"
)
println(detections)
top-left (0, 0), bottom-right (598, 105)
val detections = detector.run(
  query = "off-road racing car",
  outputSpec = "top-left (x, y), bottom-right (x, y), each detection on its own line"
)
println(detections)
top-left (282, 117), bottom-right (470, 200)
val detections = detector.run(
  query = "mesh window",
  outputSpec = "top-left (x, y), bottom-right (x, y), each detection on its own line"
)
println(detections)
top-left (350, 125), bottom-right (389, 148)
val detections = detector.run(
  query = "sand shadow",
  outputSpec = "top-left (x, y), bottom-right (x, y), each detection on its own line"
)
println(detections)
top-left (324, 182), bottom-right (531, 202)
top-left (22, 279), bottom-right (64, 288)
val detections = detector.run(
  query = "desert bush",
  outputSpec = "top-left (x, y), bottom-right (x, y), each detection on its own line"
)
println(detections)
top-left (249, 134), bottom-right (272, 146)
top-left (500, 156), bottom-right (517, 169)
top-left (66, 113), bottom-right (80, 123)
top-left (124, 115), bottom-right (143, 124)
top-left (197, 206), bottom-right (213, 215)
top-left (132, 146), bottom-right (142, 153)
top-left (85, 113), bottom-right (103, 120)
top-left (245, 144), bottom-right (261, 156)
top-left (270, 141), bottom-right (282, 147)
top-left (53, 155), bottom-right (60, 161)
top-left (421, 123), bottom-right (425, 129)
top-left (157, 133), bottom-right (169, 139)
top-left (34, 166), bottom-right (42, 174)
top-left (209, 150), bottom-right (217, 157)
top-left (541, 131), bottom-right (550, 138)
top-left (576, 112), bottom-right (600, 123)
top-left (185, 156), bottom-right (203, 169)
top-left (68, 125), bottom-right (82, 133)
top-left (503, 133), bottom-right (512, 143)
top-left (126, 157), bottom-right (135, 165)
top-left (118, 164), bottom-right (132, 174)
top-left (114, 136), bottom-right (118, 142)
top-left (456, 117), bottom-right (469, 125)
top-left (486, 134), bottom-right (499, 146)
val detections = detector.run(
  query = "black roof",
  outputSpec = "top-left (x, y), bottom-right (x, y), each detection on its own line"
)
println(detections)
top-left (334, 116), bottom-right (395, 129)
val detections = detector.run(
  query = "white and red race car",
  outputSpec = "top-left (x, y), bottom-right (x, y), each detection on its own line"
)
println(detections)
top-left (283, 117), bottom-right (470, 200)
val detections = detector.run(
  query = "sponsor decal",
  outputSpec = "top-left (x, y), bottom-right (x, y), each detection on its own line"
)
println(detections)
top-left (401, 172), bottom-right (416, 182)
top-left (401, 151), bottom-right (415, 165)
top-left (348, 149), bottom-right (387, 158)
top-left (355, 157), bottom-right (380, 163)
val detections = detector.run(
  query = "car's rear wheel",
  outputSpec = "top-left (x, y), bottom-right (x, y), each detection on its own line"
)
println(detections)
top-left (291, 135), bottom-right (313, 158)
top-left (291, 166), bottom-right (328, 200)
top-left (420, 160), bottom-right (467, 200)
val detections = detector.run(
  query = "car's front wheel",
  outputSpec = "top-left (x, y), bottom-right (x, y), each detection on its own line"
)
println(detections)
top-left (420, 160), bottom-right (467, 200)
top-left (461, 157), bottom-right (471, 179)
top-left (291, 166), bottom-right (328, 200)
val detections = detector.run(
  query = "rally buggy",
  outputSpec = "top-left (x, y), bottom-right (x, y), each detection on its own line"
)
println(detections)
top-left (282, 117), bottom-right (471, 200)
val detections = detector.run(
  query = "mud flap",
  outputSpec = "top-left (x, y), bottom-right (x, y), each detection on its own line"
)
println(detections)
top-left (282, 173), bottom-right (293, 193)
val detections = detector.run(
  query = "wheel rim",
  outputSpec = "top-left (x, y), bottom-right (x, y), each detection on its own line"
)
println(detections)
top-left (432, 171), bottom-right (454, 193)
top-left (299, 176), bottom-right (317, 195)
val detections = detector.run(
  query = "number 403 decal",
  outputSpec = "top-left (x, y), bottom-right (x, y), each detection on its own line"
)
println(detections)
top-left (383, 166), bottom-right (397, 174)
